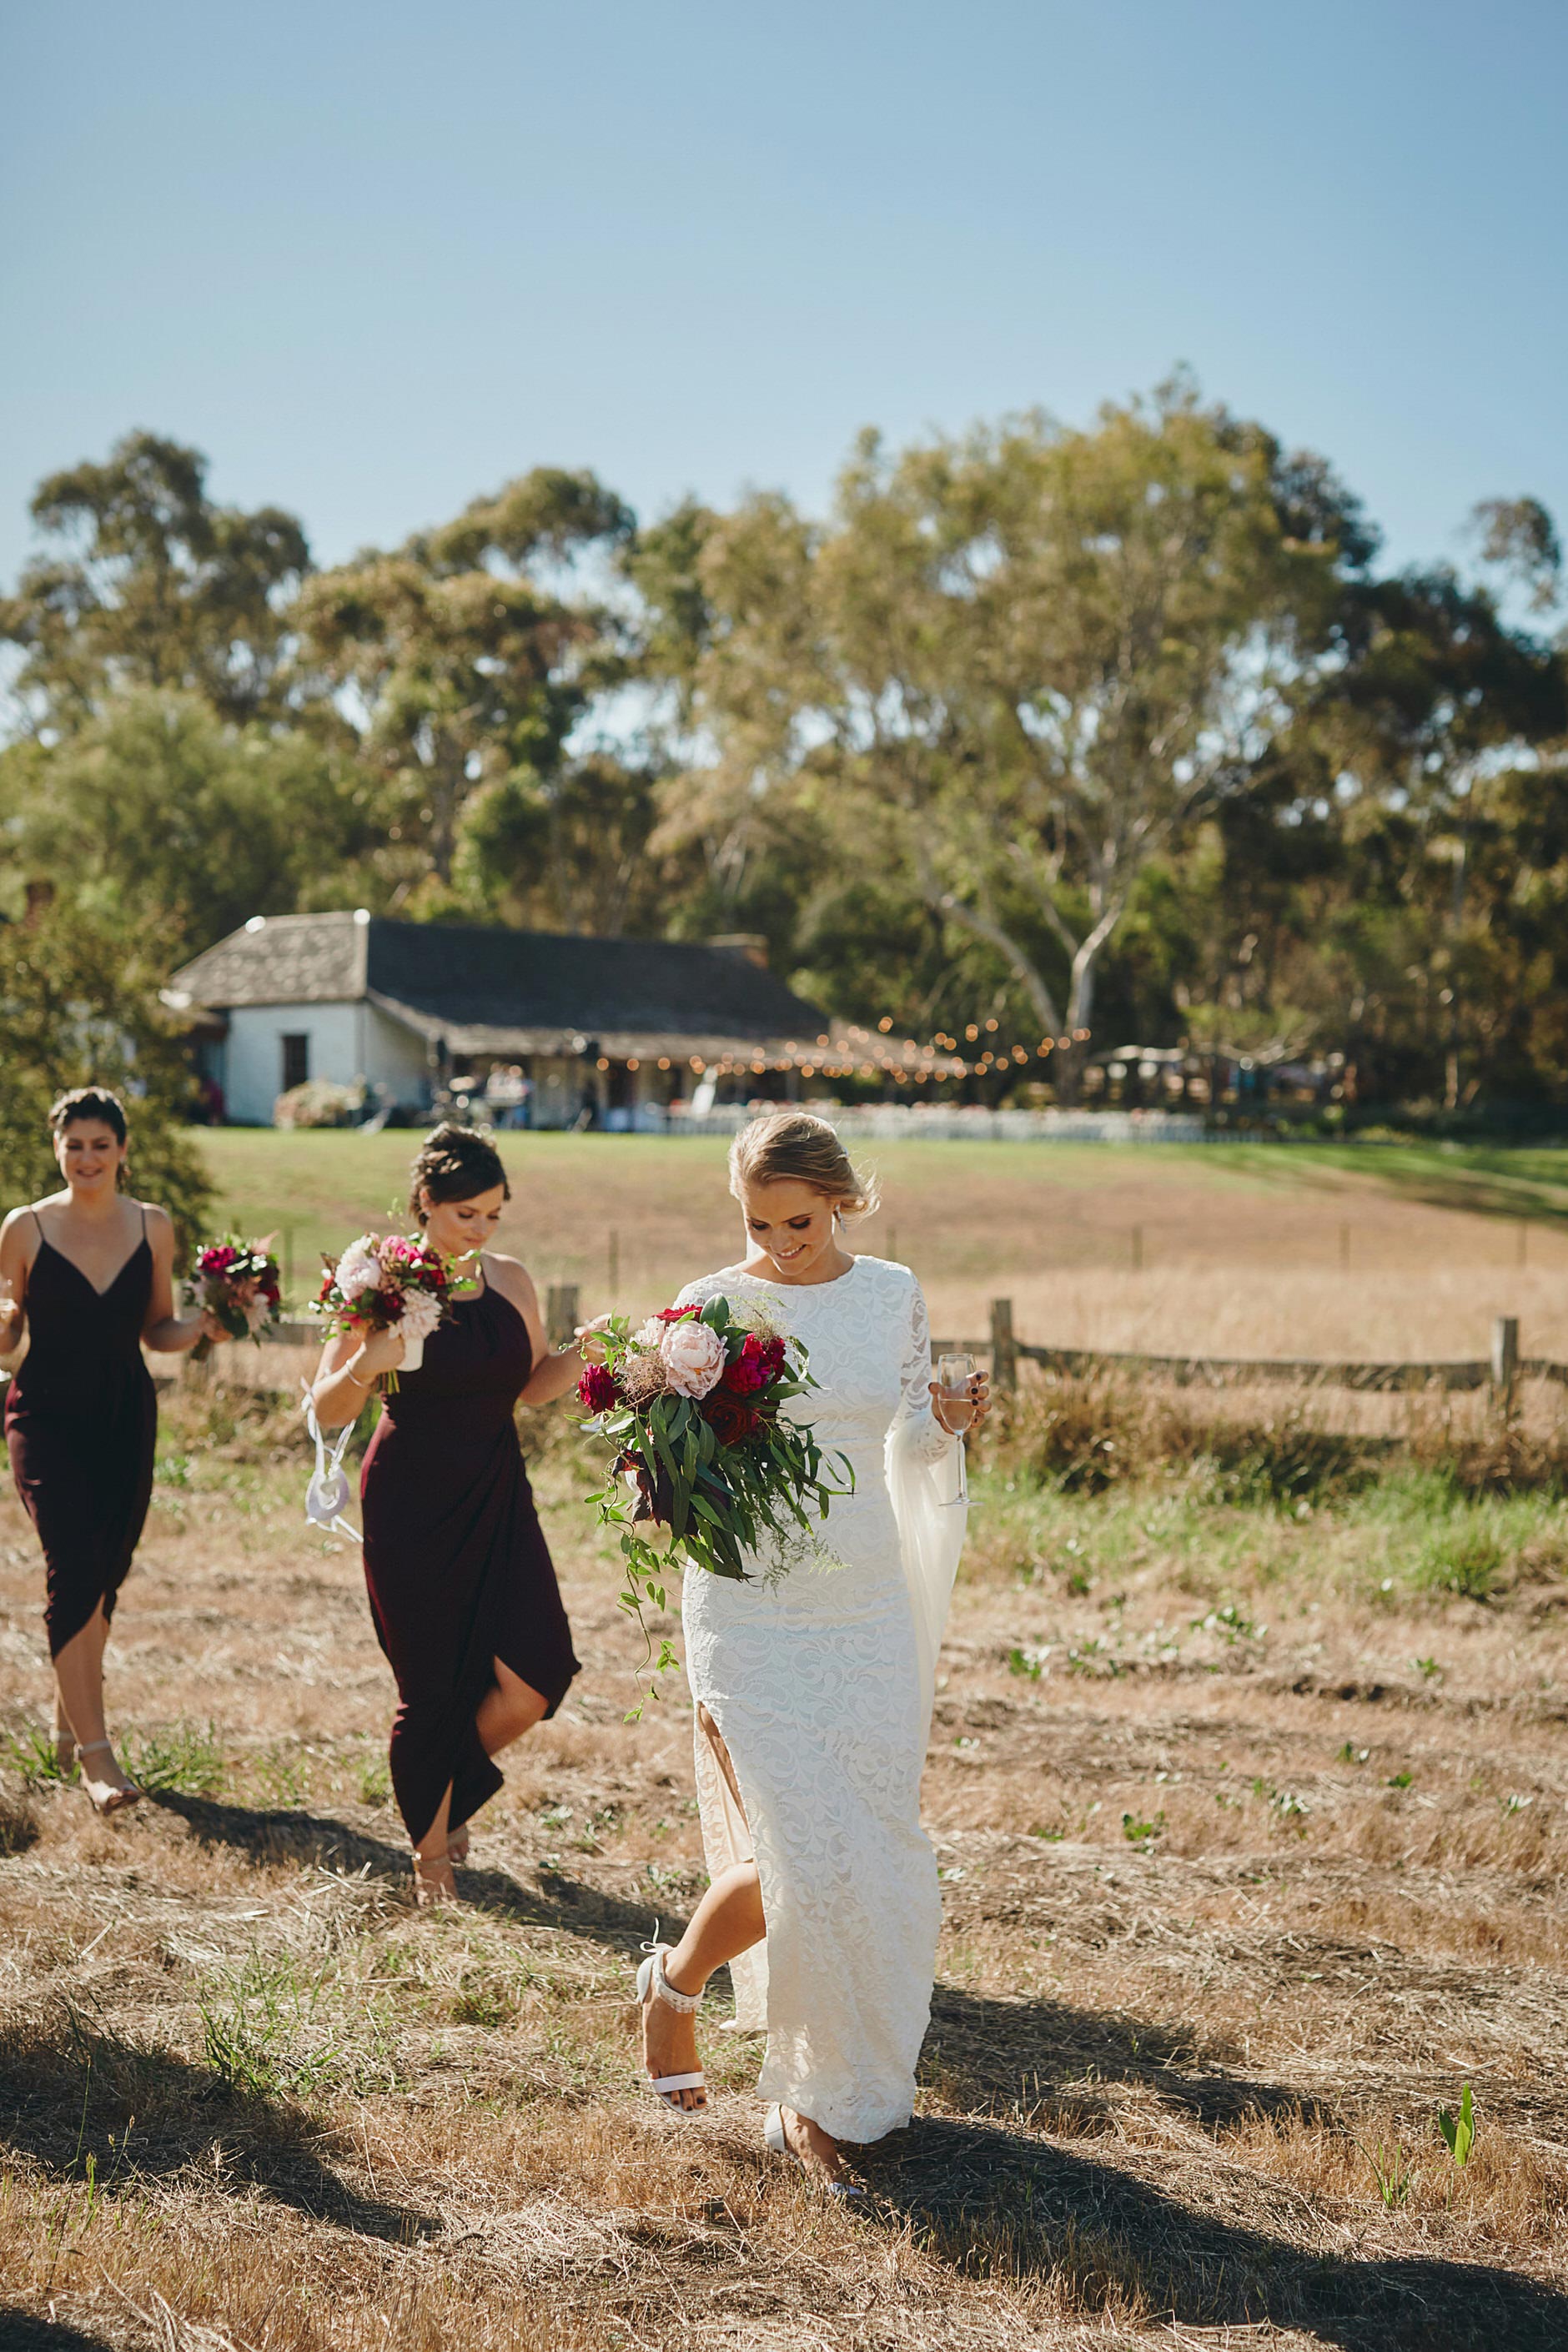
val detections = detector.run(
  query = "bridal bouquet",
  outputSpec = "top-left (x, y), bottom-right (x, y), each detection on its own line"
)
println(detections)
top-left (188, 1234), bottom-right (282, 1362)
top-left (312, 1233), bottom-right (455, 1390)
top-left (576, 1294), bottom-right (852, 1626)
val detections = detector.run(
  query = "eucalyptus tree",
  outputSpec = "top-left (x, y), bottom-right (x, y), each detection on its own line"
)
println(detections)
top-left (294, 468), bottom-right (635, 890)
top-left (1316, 532), bottom-right (1565, 1107)
top-left (681, 384), bottom-right (1372, 1095)
top-left (0, 431), bottom-right (310, 729)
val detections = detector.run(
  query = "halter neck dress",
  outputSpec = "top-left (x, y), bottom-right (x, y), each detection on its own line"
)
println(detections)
top-left (5, 1208), bottom-right (157, 1657)
top-left (359, 1266), bottom-right (580, 1848)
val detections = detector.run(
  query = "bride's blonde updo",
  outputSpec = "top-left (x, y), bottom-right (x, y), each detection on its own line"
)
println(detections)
top-left (728, 1110), bottom-right (879, 1220)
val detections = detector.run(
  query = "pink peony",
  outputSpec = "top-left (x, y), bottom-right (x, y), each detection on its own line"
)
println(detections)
top-left (578, 1361), bottom-right (621, 1414)
top-left (658, 1315), bottom-right (726, 1398)
top-left (399, 1289), bottom-right (444, 1344)
top-left (334, 1237), bottom-right (384, 1301)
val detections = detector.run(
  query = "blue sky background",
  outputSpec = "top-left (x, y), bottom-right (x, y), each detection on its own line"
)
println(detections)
top-left (3, 1), bottom-right (1564, 590)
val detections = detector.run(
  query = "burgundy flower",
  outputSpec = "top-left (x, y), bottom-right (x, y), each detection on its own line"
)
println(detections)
top-left (724, 1333), bottom-right (787, 1395)
top-left (702, 1390), bottom-right (762, 1446)
top-left (577, 1361), bottom-right (621, 1414)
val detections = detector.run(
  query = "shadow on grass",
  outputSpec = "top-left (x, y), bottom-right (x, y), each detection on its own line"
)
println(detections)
top-left (1206, 1139), bottom-right (1568, 1229)
top-left (922, 1981), bottom-right (1333, 2135)
top-left (863, 2114), bottom-right (1567, 2352)
top-left (0, 2318), bottom-right (122, 2350)
top-left (153, 1788), bottom-right (686, 1952)
top-left (0, 2001), bottom-right (432, 2245)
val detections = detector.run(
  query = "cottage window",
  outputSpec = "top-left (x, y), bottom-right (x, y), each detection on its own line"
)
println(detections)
top-left (281, 1033), bottom-right (310, 1092)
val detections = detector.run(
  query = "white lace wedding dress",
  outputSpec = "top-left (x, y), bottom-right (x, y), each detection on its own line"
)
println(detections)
top-left (675, 1253), bottom-right (965, 2143)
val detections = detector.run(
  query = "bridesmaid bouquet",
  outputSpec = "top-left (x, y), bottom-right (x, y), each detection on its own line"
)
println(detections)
top-left (188, 1234), bottom-right (282, 1362)
top-left (576, 1295), bottom-right (852, 1619)
top-left (312, 1232), bottom-right (454, 1391)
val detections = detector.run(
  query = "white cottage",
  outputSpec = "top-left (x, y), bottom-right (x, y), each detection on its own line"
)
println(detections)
top-left (166, 911), bottom-right (828, 1128)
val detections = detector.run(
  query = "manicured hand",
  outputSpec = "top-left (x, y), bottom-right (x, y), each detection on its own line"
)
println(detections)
top-left (931, 1370), bottom-right (991, 1435)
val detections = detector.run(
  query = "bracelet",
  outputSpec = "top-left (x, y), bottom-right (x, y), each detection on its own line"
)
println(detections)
top-left (343, 1361), bottom-right (373, 1390)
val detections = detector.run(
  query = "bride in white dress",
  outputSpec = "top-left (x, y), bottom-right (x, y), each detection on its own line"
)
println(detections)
top-left (636, 1112), bottom-right (988, 2189)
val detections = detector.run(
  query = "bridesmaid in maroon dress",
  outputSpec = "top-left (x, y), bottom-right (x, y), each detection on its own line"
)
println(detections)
top-left (309, 1125), bottom-right (586, 1905)
top-left (0, 1088), bottom-right (229, 1814)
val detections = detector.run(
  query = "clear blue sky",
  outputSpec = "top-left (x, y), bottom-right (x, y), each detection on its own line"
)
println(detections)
top-left (3, 0), bottom-right (1564, 590)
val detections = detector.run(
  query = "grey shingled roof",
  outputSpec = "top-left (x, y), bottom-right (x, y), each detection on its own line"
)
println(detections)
top-left (168, 913), bottom-right (827, 1054)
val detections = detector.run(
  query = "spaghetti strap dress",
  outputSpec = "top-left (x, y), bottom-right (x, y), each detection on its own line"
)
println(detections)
top-left (5, 1209), bottom-right (157, 1658)
top-left (359, 1271), bottom-right (580, 1848)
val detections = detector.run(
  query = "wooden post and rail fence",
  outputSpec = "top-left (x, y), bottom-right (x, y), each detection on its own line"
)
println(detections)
top-left (931, 1303), bottom-right (1547, 1414)
top-left (157, 1287), bottom-right (1550, 1416)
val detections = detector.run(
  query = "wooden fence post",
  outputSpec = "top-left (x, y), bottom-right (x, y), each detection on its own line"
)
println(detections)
top-left (546, 1282), bottom-right (580, 1349)
top-left (990, 1297), bottom-right (1018, 1392)
top-left (1491, 1316), bottom-right (1520, 1414)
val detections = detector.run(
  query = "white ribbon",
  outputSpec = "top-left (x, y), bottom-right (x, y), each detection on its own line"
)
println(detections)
top-left (300, 1382), bottom-right (362, 1542)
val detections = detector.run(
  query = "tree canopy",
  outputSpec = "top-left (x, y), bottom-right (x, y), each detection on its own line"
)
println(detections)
top-left (1, 398), bottom-right (1564, 1117)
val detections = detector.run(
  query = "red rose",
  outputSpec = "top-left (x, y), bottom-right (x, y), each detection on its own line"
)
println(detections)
top-left (724, 1332), bottom-right (786, 1394)
top-left (656, 1304), bottom-right (698, 1323)
top-left (702, 1390), bottom-right (761, 1446)
top-left (577, 1362), bottom-right (621, 1413)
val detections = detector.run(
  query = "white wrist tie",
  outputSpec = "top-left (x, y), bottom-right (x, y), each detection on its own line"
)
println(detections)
top-left (301, 1382), bottom-right (361, 1541)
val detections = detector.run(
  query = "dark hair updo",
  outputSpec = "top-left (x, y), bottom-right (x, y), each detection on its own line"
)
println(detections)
top-left (49, 1086), bottom-right (129, 1145)
top-left (407, 1123), bottom-right (510, 1225)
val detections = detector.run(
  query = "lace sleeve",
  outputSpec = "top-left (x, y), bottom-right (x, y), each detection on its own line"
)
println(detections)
top-left (892, 1274), bottom-right (954, 1465)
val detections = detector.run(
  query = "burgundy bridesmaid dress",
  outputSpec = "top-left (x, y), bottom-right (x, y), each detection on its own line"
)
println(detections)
top-left (359, 1272), bottom-right (580, 1848)
top-left (5, 1209), bottom-right (157, 1657)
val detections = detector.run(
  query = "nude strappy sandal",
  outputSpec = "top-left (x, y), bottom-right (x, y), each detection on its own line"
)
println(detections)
top-left (764, 2105), bottom-right (865, 2198)
top-left (412, 1851), bottom-right (459, 1907)
top-left (78, 1741), bottom-right (143, 1817)
top-left (636, 1940), bottom-right (707, 2112)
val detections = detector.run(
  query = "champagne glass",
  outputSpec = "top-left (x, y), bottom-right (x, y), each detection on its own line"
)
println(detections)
top-left (937, 1351), bottom-right (977, 1507)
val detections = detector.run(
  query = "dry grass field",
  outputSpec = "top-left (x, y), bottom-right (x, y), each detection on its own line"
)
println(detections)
top-left (5, 1137), bottom-right (1568, 2349)
top-left (199, 1129), bottom-right (1568, 1362)
top-left (3, 1354), bottom-right (1568, 2351)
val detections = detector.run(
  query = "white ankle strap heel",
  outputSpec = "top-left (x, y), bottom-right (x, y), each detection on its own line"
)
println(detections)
top-left (636, 1937), bottom-right (707, 2109)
